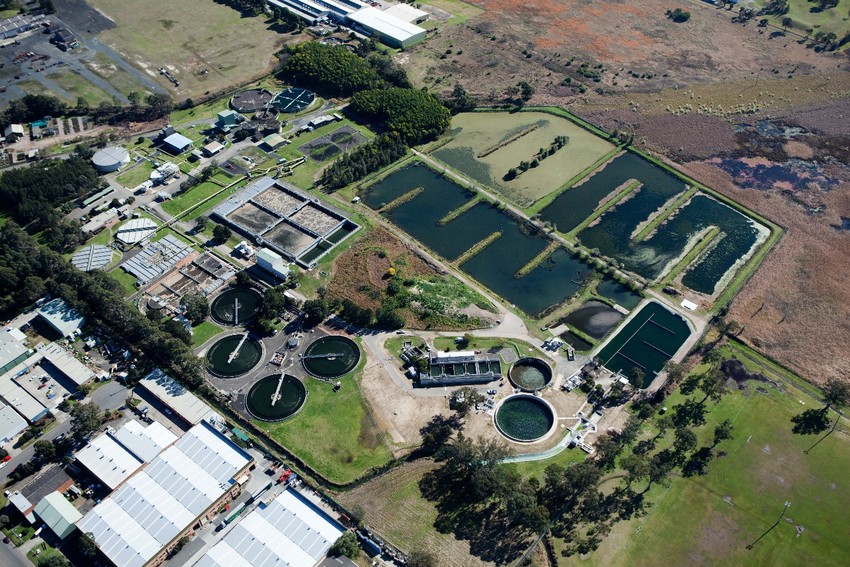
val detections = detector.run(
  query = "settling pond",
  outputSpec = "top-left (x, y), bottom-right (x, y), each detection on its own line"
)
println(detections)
top-left (206, 334), bottom-right (263, 378)
top-left (247, 374), bottom-right (306, 422)
top-left (558, 300), bottom-right (623, 340)
top-left (364, 164), bottom-right (593, 315)
top-left (596, 279), bottom-right (642, 311)
top-left (211, 288), bottom-right (263, 326)
top-left (495, 394), bottom-right (556, 442)
top-left (302, 335), bottom-right (360, 378)
top-left (596, 301), bottom-right (691, 388)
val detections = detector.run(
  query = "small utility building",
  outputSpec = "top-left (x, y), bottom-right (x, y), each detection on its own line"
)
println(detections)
top-left (420, 350), bottom-right (502, 387)
top-left (161, 132), bottom-right (193, 155)
top-left (34, 491), bottom-right (83, 540)
top-left (256, 247), bottom-right (290, 281)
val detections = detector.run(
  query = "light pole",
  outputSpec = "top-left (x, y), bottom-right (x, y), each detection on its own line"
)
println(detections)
top-left (746, 501), bottom-right (790, 550)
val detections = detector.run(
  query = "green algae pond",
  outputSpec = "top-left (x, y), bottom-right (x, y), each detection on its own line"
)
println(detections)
top-left (596, 301), bottom-right (691, 388)
top-left (364, 164), bottom-right (595, 315)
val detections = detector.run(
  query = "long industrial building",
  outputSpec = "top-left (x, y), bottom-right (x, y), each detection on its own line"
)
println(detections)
top-left (77, 421), bottom-right (253, 567)
top-left (267, 0), bottom-right (427, 47)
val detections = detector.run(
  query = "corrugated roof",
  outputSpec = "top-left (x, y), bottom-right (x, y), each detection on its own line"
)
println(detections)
top-left (0, 403), bottom-right (26, 443)
top-left (34, 491), bottom-right (83, 540)
top-left (162, 132), bottom-right (193, 152)
top-left (139, 369), bottom-right (216, 425)
top-left (77, 422), bottom-right (252, 567)
top-left (40, 342), bottom-right (95, 386)
top-left (71, 245), bottom-right (113, 272)
top-left (75, 431), bottom-right (145, 490)
top-left (37, 298), bottom-right (85, 337)
top-left (120, 235), bottom-right (193, 284)
top-left (113, 419), bottom-right (177, 463)
top-left (348, 7), bottom-right (426, 43)
top-left (194, 489), bottom-right (343, 567)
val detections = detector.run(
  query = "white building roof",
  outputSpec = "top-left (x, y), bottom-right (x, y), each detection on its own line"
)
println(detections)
top-left (681, 299), bottom-right (698, 311)
top-left (383, 3), bottom-right (428, 22)
top-left (0, 402), bottom-right (27, 444)
top-left (0, 364), bottom-right (48, 422)
top-left (348, 7), bottom-right (426, 44)
top-left (0, 334), bottom-right (28, 371)
top-left (81, 208), bottom-right (120, 234)
top-left (77, 422), bottom-right (252, 567)
top-left (120, 235), bottom-right (194, 284)
top-left (39, 342), bottom-right (95, 386)
top-left (37, 298), bottom-right (85, 337)
top-left (92, 146), bottom-right (130, 169)
top-left (162, 132), bottom-right (193, 152)
top-left (74, 421), bottom-right (165, 491)
top-left (116, 218), bottom-right (158, 246)
top-left (139, 369), bottom-right (217, 425)
top-left (194, 488), bottom-right (343, 567)
top-left (34, 491), bottom-right (83, 540)
top-left (113, 419), bottom-right (178, 463)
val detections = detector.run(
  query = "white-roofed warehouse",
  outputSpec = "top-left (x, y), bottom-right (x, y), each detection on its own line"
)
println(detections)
top-left (76, 421), bottom-right (253, 567)
top-left (347, 7), bottom-right (426, 47)
top-left (194, 488), bottom-right (344, 567)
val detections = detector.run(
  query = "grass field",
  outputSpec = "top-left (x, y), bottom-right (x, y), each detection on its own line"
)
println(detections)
top-left (572, 352), bottom-right (850, 567)
top-left (161, 181), bottom-right (224, 217)
top-left (116, 162), bottom-right (154, 189)
top-left (418, 0), bottom-right (484, 26)
top-left (108, 266), bottom-right (138, 296)
top-left (431, 111), bottom-right (615, 209)
top-left (85, 51), bottom-right (153, 98)
top-left (755, 0), bottom-right (850, 44)
top-left (46, 71), bottom-right (113, 105)
top-left (87, 0), bottom-right (287, 98)
top-left (254, 361), bottom-right (393, 484)
top-left (191, 321), bottom-right (223, 347)
top-left (335, 460), bottom-right (491, 567)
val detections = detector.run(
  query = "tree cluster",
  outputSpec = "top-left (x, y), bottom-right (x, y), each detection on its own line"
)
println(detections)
top-left (349, 88), bottom-right (451, 145)
top-left (280, 42), bottom-right (382, 97)
top-left (444, 83), bottom-right (476, 115)
top-left (666, 8), bottom-right (691, 22)
top-left (180, 292), bottom-right (209, 326)
top-left (319, 133), bottom-right (408, 190)
top-left (504, 135), bottom-right (569, 180)
top-left (252, 286), bottom-right (291, 336)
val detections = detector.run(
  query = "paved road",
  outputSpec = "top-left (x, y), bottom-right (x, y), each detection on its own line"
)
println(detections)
top-left (0, 380), bottom-right (127, 485)
top-left (0, 537), bottom-right (32, 567)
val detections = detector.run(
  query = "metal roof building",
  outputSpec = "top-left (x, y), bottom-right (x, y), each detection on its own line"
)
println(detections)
top-left (161, 133), bottom-right (193, 155)
top-left (347, 7), bottom-right (427, 48)
top-left (194, 488), bottom-right (344, 567)
top-left (77, 421), bottom-right (252, 567)
top-left (71, 245), bottom-right (113, 272)
top-left (39, 342), bottom-right (95, 387)
top-left (120, 235), bottom-right (194, 285)
top-left (34, 491), bottom-right (83, 540)
top-left (139, 369), bottom-right (218, 427)
top-left (0, 333), bottom-right (28, 374)
top-left (0, 402), bottom-right (26, 444)
top-left (115, 218), bottom-right (158, 247)
top-left (75, 420), bottom-right (177, 490)
top-left (383, 3), bottom-right (429, 23)
top-left (36, 298), bottom-right (85, 338)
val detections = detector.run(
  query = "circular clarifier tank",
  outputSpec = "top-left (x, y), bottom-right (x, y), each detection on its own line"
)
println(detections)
top-left (302, 335), bottom-right (360, 379)
top-left (210, 288), bottom-right (262, 326)
top-left (205, 334), bottom-right (263, 378)
top-left (495, 394), bottom-right (557, 443)
top-left (509, 357), bottom-right (553, 391)
top-left (246, 374), bottom-right (307, 422)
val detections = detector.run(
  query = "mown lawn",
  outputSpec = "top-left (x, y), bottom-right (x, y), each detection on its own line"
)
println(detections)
top-left (253, 351), bottom-right (392, 484)
top-left (107, 267), bottom-right (138, 296)
top-left (161, 181), bottom-right (224, 217)
top-left (192, 321), bottom-right (223, 347)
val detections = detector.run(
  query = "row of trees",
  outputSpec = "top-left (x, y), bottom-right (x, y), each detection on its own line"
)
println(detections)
top-left (319, 133), bottom-right (408, 190)
top-left (349, 88), bottom-right (451, 146)
top-left (1, 92), bottom-right (173, 132)
top-left (301, 295), bottom-right (406, 330)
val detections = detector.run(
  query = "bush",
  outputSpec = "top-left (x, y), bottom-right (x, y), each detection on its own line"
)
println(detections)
top-left (667, 8), bottom-right (691, 22)
top-left (329, 531), bottom-right (359, 558)
top-left (349, 88), bottom-right (451, 145)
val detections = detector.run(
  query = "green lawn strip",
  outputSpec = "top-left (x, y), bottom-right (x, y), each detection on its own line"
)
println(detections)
top-left (453, 231), bottom-right (501, 266)
top-left (656, 226), bottom-right (721, 289)
top-left (432, 336), bottom-right (547, 362)
top-left (525, 145), bottom-right (623, 217)
top-left (2, 524), bottom-right (35, 547)
top-left (116, 162), bottom-right (154, 188)
top-left (515, 241), bottom-right (561, 278)
top-left (181, 184), bottom-right (242, 221)
top-left (564, 180), bottom-right (640, 240)
top-left (376, 187), bottom-right (424, 213)
top-left (437, 195), bottom-right (483, 226)
top-left (161, 182), bottom-right (223, 217)
top-left (191, 321), bottom-right (223, 347)
top-left (107, 266), bottom-right (138, 296)
top-left (632, 186), bottom-right (698, 243)
top-left (254, 355), bottom-right (392, 484)
top-left (720, 338), bottom-right (824, 402)
top-left (500, 447), bottom-right (587, 482)
top-left (85, 228), bottom-right (114, 247)
top-left (417, 0), bottom-right (484, 25)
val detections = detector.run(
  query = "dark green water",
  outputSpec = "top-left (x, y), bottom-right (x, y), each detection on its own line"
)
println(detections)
top-left (597, 301), bottom-right (691, 388)
top-left (495, 396), bottom-right (555, 441)
top-left (302, 336), bottom-right (360, 378)
top-left (247, 374), bottom-right (306, 421)
top-left (364, 167), bottom-right (594, 315)
top-left (206, 335), bottom-right (262, 378)
top-left (509, 358), bottom-right (552, 391)
top-left (559, 300), bottom-right (623, 340)
top-left (211, 288), bottom-right (262, 325)
top-left (540, 153), bottom-right (686, 233)
top-left (560, 331), bottom-right (593, 352)
top-left (596, 279), bottom-right (642, 311)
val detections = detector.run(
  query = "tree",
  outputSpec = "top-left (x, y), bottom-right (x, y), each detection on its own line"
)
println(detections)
top-left (0, 514), bottom-right (9, 528)
top-left (664, 361), bottom-right (686, 384)
top-left (33, 439), bottom-right (56, 463)
top-left (781, 16), bottom-right (793, 30)
top-left (419, 414), bottom-right (462, 455)
top-left (375, 307), bottom-right (404, 330)
top-left (195, 215), bottom-right (209, 232)
top-left (712, 419), bottom-right (734, 447)
top-left (821, 378), bottom-right (850, 412)
top-left (673, 427), bottom-right (698, 456)
top-left (407, 550), bottom-right (438, 567)
top-left (518, 81), bottom-right (534, 101)
top-left (302, 299), bottom-right (330, 325)
top-left (329, 530), bottom-right (359, 558)
top-left (620, 453), bottom-right (649, 487)
top-left (450, 387), bottom-right (485, 417)
top-left (70, 402), bottom-right (102, 440)
top-left (161, 318), bottom-right (192, 345)
top-left (446, 83), bottom-right (475, 114)
top-left (78, 532), bottom-right (98, 559)
top-left (181, 292), bottom-right (209, 325)
top-left (628, 367), bottom-right (645, 389)
top-left (212, 224), bottom-right (232, 243)
top-left (349, 88), bottom-right (451, 145)
top-left (38, 555), bottom-right (70, 567)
